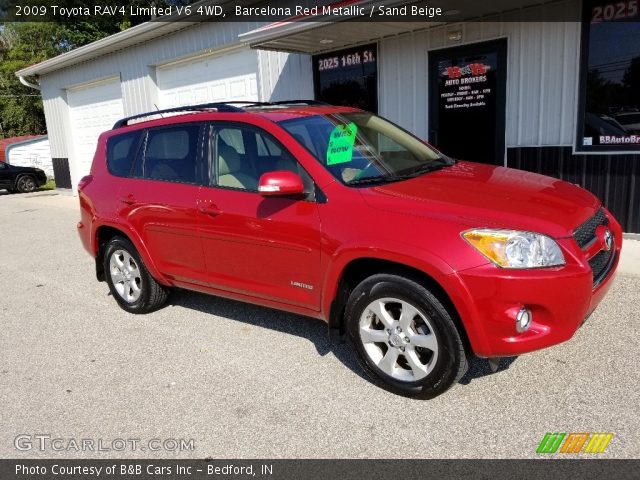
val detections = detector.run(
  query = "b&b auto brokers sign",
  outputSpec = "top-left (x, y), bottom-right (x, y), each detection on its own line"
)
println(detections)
top-left (439, 61), bottom-right (493, 110)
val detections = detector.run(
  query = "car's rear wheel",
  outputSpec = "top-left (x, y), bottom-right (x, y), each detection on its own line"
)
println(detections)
top-left (16, 175), bottom-right (37, 193)
top-left (103, 236), bottom-right (168, 313)
top-left (345, 273), bottom-right (467, 399)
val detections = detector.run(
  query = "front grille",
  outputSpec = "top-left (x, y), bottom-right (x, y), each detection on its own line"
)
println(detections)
top-left (589, 248), bottom-right (615, 288)
top-left (573, 207), bottom-right (608, 249)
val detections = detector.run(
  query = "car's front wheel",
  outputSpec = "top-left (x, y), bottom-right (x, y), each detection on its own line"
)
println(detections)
top-left (16, 175), bottom-right (37, 193)
top-left (103, 236), bottom-right (168, 313)
top-left (345, 273), bottom-right (467, 399)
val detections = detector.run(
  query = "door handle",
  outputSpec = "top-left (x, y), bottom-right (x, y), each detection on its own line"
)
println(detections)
top-left (198, 204), bottom-right (222, 217)
top-left (120, 195), bottom-right (136, 205)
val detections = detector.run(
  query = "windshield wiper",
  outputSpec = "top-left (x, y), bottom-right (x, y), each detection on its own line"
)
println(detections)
top-left (346, 175), bottom-right (403, 186)
top-left (394, 159), bottom-right (452, 179)
top-left (347, 157), bottom-right (454, 186)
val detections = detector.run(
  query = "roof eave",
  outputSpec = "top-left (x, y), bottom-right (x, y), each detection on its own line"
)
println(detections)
top-left (15, 22), bottom-right (191, 77)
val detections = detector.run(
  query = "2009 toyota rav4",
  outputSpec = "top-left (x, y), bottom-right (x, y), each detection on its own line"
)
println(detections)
top-left (78, 101), bottom-right (622, 398)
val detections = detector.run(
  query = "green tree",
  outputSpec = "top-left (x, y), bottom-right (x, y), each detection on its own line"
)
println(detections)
top-left (0, 0), bottom-right (191, 137)
top-left (0, 22), bottom-right (63, 137)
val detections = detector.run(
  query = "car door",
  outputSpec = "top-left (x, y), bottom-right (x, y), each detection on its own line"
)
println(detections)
top-left (116, 123), bottom-right (207, 285)
top-left (198, 122), bottom-right (322, 310)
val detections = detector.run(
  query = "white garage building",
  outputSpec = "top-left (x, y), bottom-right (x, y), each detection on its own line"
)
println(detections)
top-left (16, 20), bottom-right (312, 191)
top-left (14, 0), bottom-right (640, 233)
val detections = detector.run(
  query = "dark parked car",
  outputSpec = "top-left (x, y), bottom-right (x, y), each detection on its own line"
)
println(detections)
top-left (0, 162), bottom-right (47, 193)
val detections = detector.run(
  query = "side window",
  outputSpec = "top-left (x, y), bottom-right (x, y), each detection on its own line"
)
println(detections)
top-left (106, 131), bottom-right (141, 177)
top-left (140, 125), bottom-right (201, 184)
top-left (213, 124), bottom-right (313, 195)
top-left (0, 163), bottom-right (7, 169)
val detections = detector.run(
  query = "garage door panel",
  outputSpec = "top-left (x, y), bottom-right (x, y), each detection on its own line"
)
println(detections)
top-left (68, 79), bottom-right (122, 108)
top-left (68, 78), bottom-right (124, 181)
top-left (193, 86), bottom-right (209, 103)
top-left (157, 49), bottom-right (259, 108)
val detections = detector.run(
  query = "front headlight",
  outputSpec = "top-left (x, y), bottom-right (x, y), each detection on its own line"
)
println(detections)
top-left (462, 229), bottom-right (565, 268)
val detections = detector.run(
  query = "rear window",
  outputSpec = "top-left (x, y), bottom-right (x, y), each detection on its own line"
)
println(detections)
top-left (106, 132), bottom-right (142, 177)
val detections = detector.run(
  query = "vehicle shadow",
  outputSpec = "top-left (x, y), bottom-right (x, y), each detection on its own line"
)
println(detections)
top-left (167, 289), bottom-right (518, 385)
top-left (458, 355), bottom-right (518, 385)
top-left (167, 289), bottom-right (369, 381)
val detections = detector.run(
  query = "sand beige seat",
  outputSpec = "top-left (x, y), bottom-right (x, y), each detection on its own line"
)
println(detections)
top-left (217, 143), bottom-right (257, 190)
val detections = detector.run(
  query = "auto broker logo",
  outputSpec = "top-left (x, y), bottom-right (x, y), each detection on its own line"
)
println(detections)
top-left (14, 434), bottom-right (195, 453)
top-left (442, 63), bottom-right (490, 79)
top-left (536, 432), bottom-right (613, 454)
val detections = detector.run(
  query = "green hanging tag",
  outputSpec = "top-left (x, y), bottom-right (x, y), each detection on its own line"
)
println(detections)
top-left (326, 122), bottom-right (357, 165)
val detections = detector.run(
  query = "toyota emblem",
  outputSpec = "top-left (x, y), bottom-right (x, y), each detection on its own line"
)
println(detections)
top-left (604, 229), bottom-right (613, 252)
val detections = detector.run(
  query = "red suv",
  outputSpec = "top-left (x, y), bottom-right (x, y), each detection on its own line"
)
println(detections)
top-left (78, 101), bottom-right (622, 398)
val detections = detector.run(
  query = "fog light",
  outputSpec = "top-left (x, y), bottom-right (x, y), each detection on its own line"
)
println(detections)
top-left (516, 308), bottom-right (532, 333)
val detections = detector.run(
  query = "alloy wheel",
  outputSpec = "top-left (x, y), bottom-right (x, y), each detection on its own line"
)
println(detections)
top-left (359, 297), bottom-right (439, 382)
top-left (18, 176), bottom-right (36, 192)
top-left (109, 249), bottom-right (142, 303)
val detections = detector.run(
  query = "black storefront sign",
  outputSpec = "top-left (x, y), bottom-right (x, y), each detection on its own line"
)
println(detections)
top-left (429, 39), bottom-right (507, 165)
top-left (313, 44), bottom-right (378, 113)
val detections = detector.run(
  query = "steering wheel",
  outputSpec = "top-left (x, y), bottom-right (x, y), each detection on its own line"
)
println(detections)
top-left (351, 157), bottom-right (386, 181)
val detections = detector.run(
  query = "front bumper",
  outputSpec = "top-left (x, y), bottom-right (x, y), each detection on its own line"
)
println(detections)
top-left (448, 219), bottom-right (622, 358)
top-left (35, 172), bottom-right (47, 186)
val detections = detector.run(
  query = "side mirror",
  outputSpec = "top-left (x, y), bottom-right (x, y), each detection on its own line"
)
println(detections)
top-left (258, 170), bottom-right (305, 197)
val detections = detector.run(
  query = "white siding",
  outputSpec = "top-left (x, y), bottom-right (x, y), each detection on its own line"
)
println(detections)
top-left (257, 50), bottom-right (314, 101)
top-left (378, 19), bottom-right (581, 148)
top-left (6, 138), bottom-right (53, 178)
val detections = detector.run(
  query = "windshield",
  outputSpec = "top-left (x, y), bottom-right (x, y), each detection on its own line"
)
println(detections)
top-left (279, 112), bottom-right (451, 185)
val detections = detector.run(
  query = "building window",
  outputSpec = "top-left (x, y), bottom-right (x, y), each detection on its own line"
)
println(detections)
top-left (578, 0), bottom-right (640, 151)
top-left (313, 44), bottom-right (378, 113)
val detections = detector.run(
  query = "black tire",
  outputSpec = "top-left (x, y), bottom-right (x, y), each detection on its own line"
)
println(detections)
top-left (345, 273), bottom-right (467, 399)
top-left (16, 175), bottom-right (37, 193)
top-left (103, 236), bottom-right (168, 314)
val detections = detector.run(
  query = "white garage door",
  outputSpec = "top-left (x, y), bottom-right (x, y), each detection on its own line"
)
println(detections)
top-left (157, 48), bottom-right (259, 109)
top-left (68, 77), bottom-right (124, 182)
top-left (7, 138), bottom-right (54, 178)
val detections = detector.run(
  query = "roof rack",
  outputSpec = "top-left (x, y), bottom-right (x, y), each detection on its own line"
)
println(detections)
top-left (111, 100), bottom-right (328, 129)
top-left (112, 102), bottom-right (244, 129)
top-left (244, 100), bottom-right (328, 108)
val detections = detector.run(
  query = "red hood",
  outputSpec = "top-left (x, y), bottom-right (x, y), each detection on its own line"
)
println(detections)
top-left (359, 161), bottom-right (600, 238)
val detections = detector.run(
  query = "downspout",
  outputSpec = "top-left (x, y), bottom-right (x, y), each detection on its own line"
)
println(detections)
top-left (18, 75), bottom-right (41, 90)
